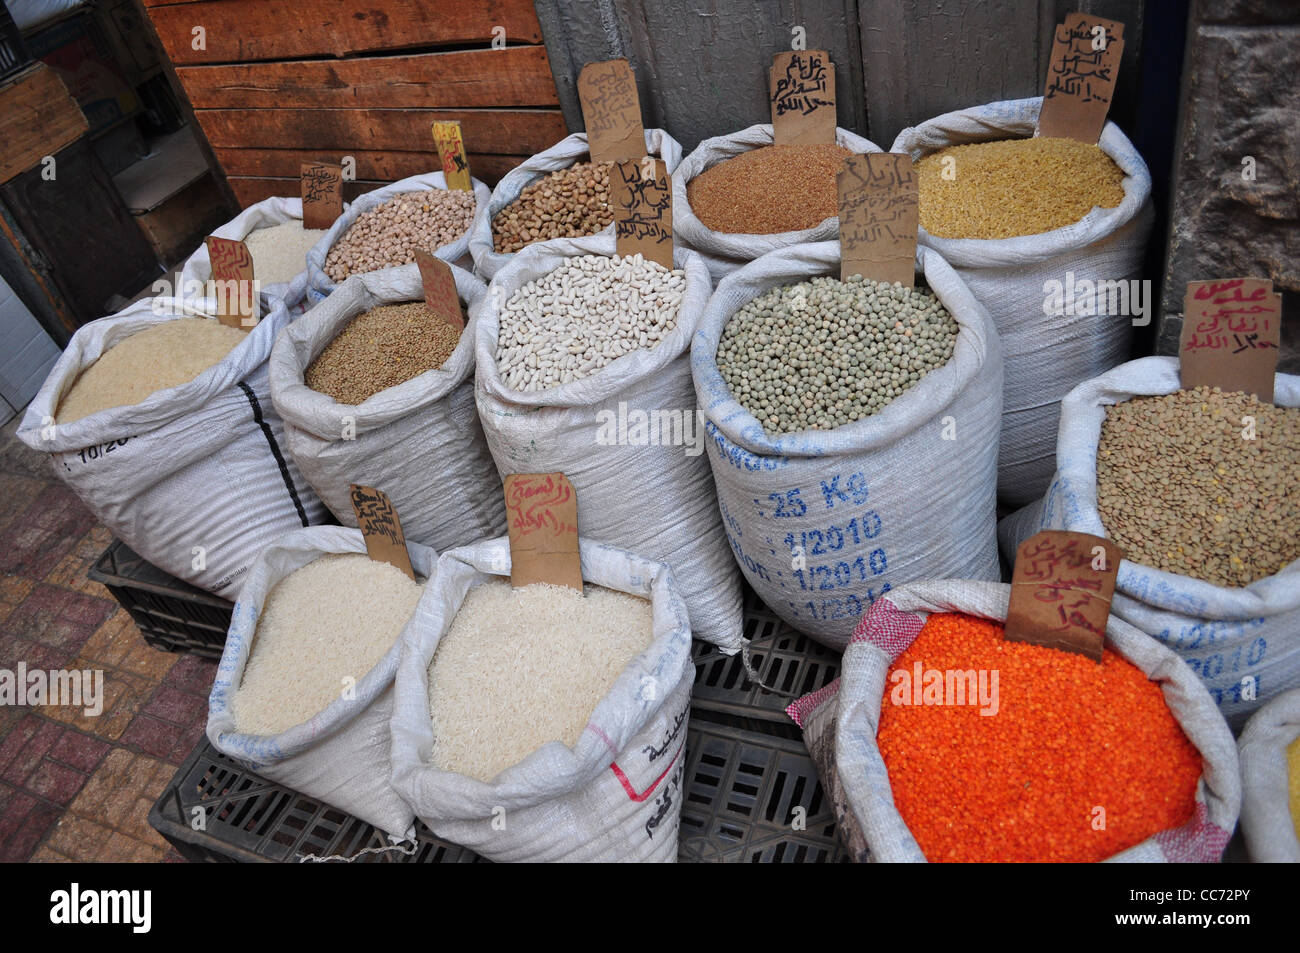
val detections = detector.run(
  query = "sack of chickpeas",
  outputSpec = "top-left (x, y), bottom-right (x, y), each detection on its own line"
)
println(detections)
top-left (269, 263), bottom-right (506, 552)
top-left (1237, 687), bottom-right (1300, 862)
top-left (998, 357), bottom-right (1300, 728)
top-left (467, 128), bottom-right (683, 281)
top-left (305, 171), bottom-right (490, 306)
top-left (892, 97), bottom-right (1154, 507)
top-left (474, 233), bottom-right (743, 651)
top-left (788, 579), bottom-right (1241, 863)
top-left (673, 123), bottom-right (882, 282)
top-left (690, 241), bottom-right (1002, 650)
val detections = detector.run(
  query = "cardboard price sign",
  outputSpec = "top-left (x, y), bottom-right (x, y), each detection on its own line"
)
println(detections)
top-left (611, 158), bottom-right (673, 268)
top-left (1180, 278), bottom-right (1281, 403)
top-left (837, 153), bottom-right (918, 287)
top-left (413, 250), bottom-right (464, 331)
top-left (504, 473), bottom-right (582, 593)
top-left (348, 484), bottom-right (415, 580)
top-left (431, 120), bottom-right (472, 191)
top-left (204, 236), bottom-right (257, 329)
top-left (770, 50), bottom-right (836, 146)
top-left (1039, 13), bottom-right (1125, 144)
top-left (300, 161), bottom-right (343, 229)
top-left (1004, 531), bottom-right (1122, 662)
top-left (577, 58), bottom-right (645, 164)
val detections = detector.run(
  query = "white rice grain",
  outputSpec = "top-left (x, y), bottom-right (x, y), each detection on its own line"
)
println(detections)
top-left (242, 219), bottom-right (325, 286)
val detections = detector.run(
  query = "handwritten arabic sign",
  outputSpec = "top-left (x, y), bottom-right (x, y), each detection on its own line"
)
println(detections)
top-left (837, 153), bottom-right (918, 287)
top-left (770, 50), bottom-right (837, 145)
top-left (1004, 530), bottom-right (1121, 662)
top-left (300, 161), bottom-right (343, 229)
top-left (205, 236), bottom-right (257, 329)
top-left (612, 158), bottom-right (673, 268)
top-left (504, 473), bottom-right (582, 592)
top-left (577, 59), bottom-right (646, 164)
top-left (413, 250), bottom-right (464, 331)
top-left (1180, 278), bottom-right (1281, 402)
top-left (431, 120), bottom-right (472, 191)
top-left (1038, 13), bottom-right (1124, 144)
top-left (349, 484), bottom-right (415, 580)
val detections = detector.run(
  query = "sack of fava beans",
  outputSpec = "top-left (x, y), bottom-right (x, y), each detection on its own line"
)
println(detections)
top-left (892, 97), bottom-right (1154, 507)
top-left (390, 536), bottom-right (694, 862)
top-left (1237, 688), bottom-right (1300, 863)
top-left (17, 297), bottom-right (326, 598)
top-left (474, 234), bottom-right (742, 651)
top-left (467, 128), bottom-right (683, 281)
top-left (270, 263), bottom-right (505, 552)
top-left (788, 580), bottom-right (1241, 863)
top-left (691, 241), bottom-right (1002, 650)
top-left (998, 357), bottom-right (1300, 728)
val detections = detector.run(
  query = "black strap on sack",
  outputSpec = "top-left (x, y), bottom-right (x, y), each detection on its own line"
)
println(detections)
top-left (238, 382), bottom-right (310, 526)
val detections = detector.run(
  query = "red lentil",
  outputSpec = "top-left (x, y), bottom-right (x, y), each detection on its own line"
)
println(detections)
top-left (877, 612), bottom-right (1202, 863)
top-left (687, 143), bottom-right (853, 234)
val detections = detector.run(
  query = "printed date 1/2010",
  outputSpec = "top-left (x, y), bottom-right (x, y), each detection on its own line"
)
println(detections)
top-left (796, 584), bottom-right (892, 622)
top-left (784, 513), bottom-right (882, 555)
top-left (791, 549), bottom-right (888, 590)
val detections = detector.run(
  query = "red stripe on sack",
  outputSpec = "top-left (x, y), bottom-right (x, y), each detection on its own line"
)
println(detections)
top-left (610, 747), bottom-right (681, 802)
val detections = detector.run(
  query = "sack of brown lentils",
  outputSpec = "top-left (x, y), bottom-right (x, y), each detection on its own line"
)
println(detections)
top-left (998, 357), bottom-right (1300, 728)
top-left (305, 171), bottom-right (489, 306)
top-left (788, 579), bottom-right (1241, 863)
top-left (892, 97), bottom-right (1154, 508)
top-left (17, 297), bottom-right (327, 599)
top-left (1237, 687), bottom-right (1300, 862)
top-left (691, 241), bottom-right (1002, 650)
top-left (467, 128), bottom-right (683, 282)
top-left (673, 123), bottom-right (882, 282)
top-left (390, 535), bottom-right (694, 862)
top-left (473, 234), bottom-right (743, 652)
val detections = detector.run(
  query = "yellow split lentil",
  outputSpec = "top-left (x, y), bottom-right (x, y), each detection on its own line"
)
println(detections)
top-left (1288, 736), bottom-right (1300, 841)
top-left (916, 137), bottom-right (1125, 239)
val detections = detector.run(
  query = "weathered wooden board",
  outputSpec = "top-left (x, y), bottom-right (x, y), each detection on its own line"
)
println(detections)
top-left (215, 148), bottom-right (526, 184)
top-left (228, 176), bottom-right (385, 208)
top-left (0, 64), bottom-right (89, 184)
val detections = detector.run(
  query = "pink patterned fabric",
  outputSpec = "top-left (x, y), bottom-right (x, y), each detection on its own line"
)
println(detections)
top-left (849, 597), bottom-right (926, 662)
top-left (1152, 799), bottom-right (1231, 863)
top-left (786, 678), bottom-right (841, 728)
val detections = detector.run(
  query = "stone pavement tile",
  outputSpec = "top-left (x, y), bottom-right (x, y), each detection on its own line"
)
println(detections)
top-left (0, 573), bottom-right (35, 617)
top-left (163, 653), bottom-right (218, 696)
top-left (143, 685), bottom-right (207, 727)
top-left (45, 812), bottom-right (114, 861)
top-left (24, 758), bottom-right (88, 806)
top-left (30, 845), bottom-right (73, 862)
top-left (0, 485), bottom-right (96, 581)
top-left (48, 727), bottom-right (110, 774)
top-left (0, 713), bottom-right (62, 785)
top-left (104, 831), bottom-right (142, 862)
top-left (0, 414), bottom-right (55, 481)
top-left (3, 583), bottom-right (113, 655)
top-left (0, 635), bottom-right (71, 674)
top-left (82, 612), bottom-right (176, 683)
top-left (38, 665), bottom-right (153, 741)
top-left (121, 713), bottom-right (180, 762)
top-left (0, 474), bottom-right (45, 536)
top-left (167, 718), bottom-right (207, 767)
top-left (45, 525), bottom-right (117, 599)
top-left (68, 748), bottom-right (172, 852)
top-left (0, 797), bottom-right (58, 862)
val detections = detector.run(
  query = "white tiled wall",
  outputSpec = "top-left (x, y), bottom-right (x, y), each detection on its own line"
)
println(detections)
top-left (0, 273), bottom-right (60, 425)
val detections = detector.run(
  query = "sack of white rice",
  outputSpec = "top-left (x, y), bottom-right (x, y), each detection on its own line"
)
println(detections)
top-left (270, 263), bottom-right (505, 551)
top-left (390, 536), bottom-right (694, 862)
top-left (1237, 687), bottom-right (1300, 862)
top-left (17, 297), bottom-right (326, 598)
top-left (208, 525), bottom-right (436, 840)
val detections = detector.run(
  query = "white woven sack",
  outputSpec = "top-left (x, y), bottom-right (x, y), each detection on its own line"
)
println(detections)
top-left (1237, 688), bottom-right (1300, 862)
top-left (305, 171), bottom-right (489, 305)
top-left (474, 233), bottom-right (742, 651)
top-left (788, 579), bottom-right (1241, 863)
top-left (208, 526), bottom-right (435, 840)
top-left (892, 97), bottom-right (1154, 507)
top-left (691, 242), bottom-right (1002, 650)
top-left (673, 123), bottom-right (882, 282)
top-left (17, 297), bottom-right (326, 599)
top-left (468, 128), bottom-right (684, 281)
top-left (179, 195), bottom-right (323, 314)
top-left (997, 356), bottom-right (1300, 729)
top-left (390, 536), bottom-right (694, 862)
top-left (270, 264), bottom-right (505, 551)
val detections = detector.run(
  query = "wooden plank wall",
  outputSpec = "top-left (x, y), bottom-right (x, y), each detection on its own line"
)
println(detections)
top-left (139, 0), bottom-right (568, 207)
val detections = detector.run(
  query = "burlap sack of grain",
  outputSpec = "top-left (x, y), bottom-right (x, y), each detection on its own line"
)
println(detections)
top-left (1237, 687), bottom-right (1300, 862)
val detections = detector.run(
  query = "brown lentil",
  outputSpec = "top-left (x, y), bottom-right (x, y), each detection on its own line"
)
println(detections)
top-left (1096, 387), bottom-right (1300, 587)
top-left (492, 161), bottom-right (614, 254)
top-left (324, 191), bottom-right (476, 282)
top-left (687, 143), bottom-right (853, 234)
top-left (305, 301), bottom-right (464, 404)
top-left (916, 137), bottom-right (1125, 239)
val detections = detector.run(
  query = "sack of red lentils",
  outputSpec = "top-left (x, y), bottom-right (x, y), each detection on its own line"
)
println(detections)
top-left (467, 128), bottom-right (684, 282)
top-left (998, 357), bottom-right (1300, 729)
top-left (305, 171), bottom-right (490, 306)
top-left (892, 97), bottom-right (1154, 508)
top-left (389, 535), bottom-right (694, 862)
top-left (691, 241), bottom-right (1002, 650)
top-left (269, 263), bottom-right (506, 553)
top-left (674, 124), bottom-right (882, 282)
top-left (17, 297), bottom-right (327, 599)
top-left (1237, 687), bottom-right (1300, 862)
top-left (473, 233), bottom-right (743, 652)
top-left (788, 579), bottom-right (1241, 863)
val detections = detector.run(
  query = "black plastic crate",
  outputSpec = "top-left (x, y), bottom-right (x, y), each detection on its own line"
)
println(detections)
top-left (0, 6), bottom-right (31, 83)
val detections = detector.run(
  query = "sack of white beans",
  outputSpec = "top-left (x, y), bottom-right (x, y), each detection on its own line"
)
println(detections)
top-left (673, 123), bottom-right (882, 283)
top-left (892, 97), bottom-right (1154, 507)
top-left (691, 242), bottom-right (1002, 650)
top-left (306, 171), bottom-right (489, 305)
top-left (208, 526), bottom-right (435, 840)
top-left (17, 297), bottom-right (326, 598)
top-left (474, 233), bottom-right (743, 651)
top-left (270, 263), bottom-right (506, 552)
top-left (390, 536), bottom-right (694, 862)
top-left (1236, 687), bottom-right (1300, 862)
top-left (787, 580), bottom-right (1241, 863)
top-left (467, 128), bottom-right (684, 282)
